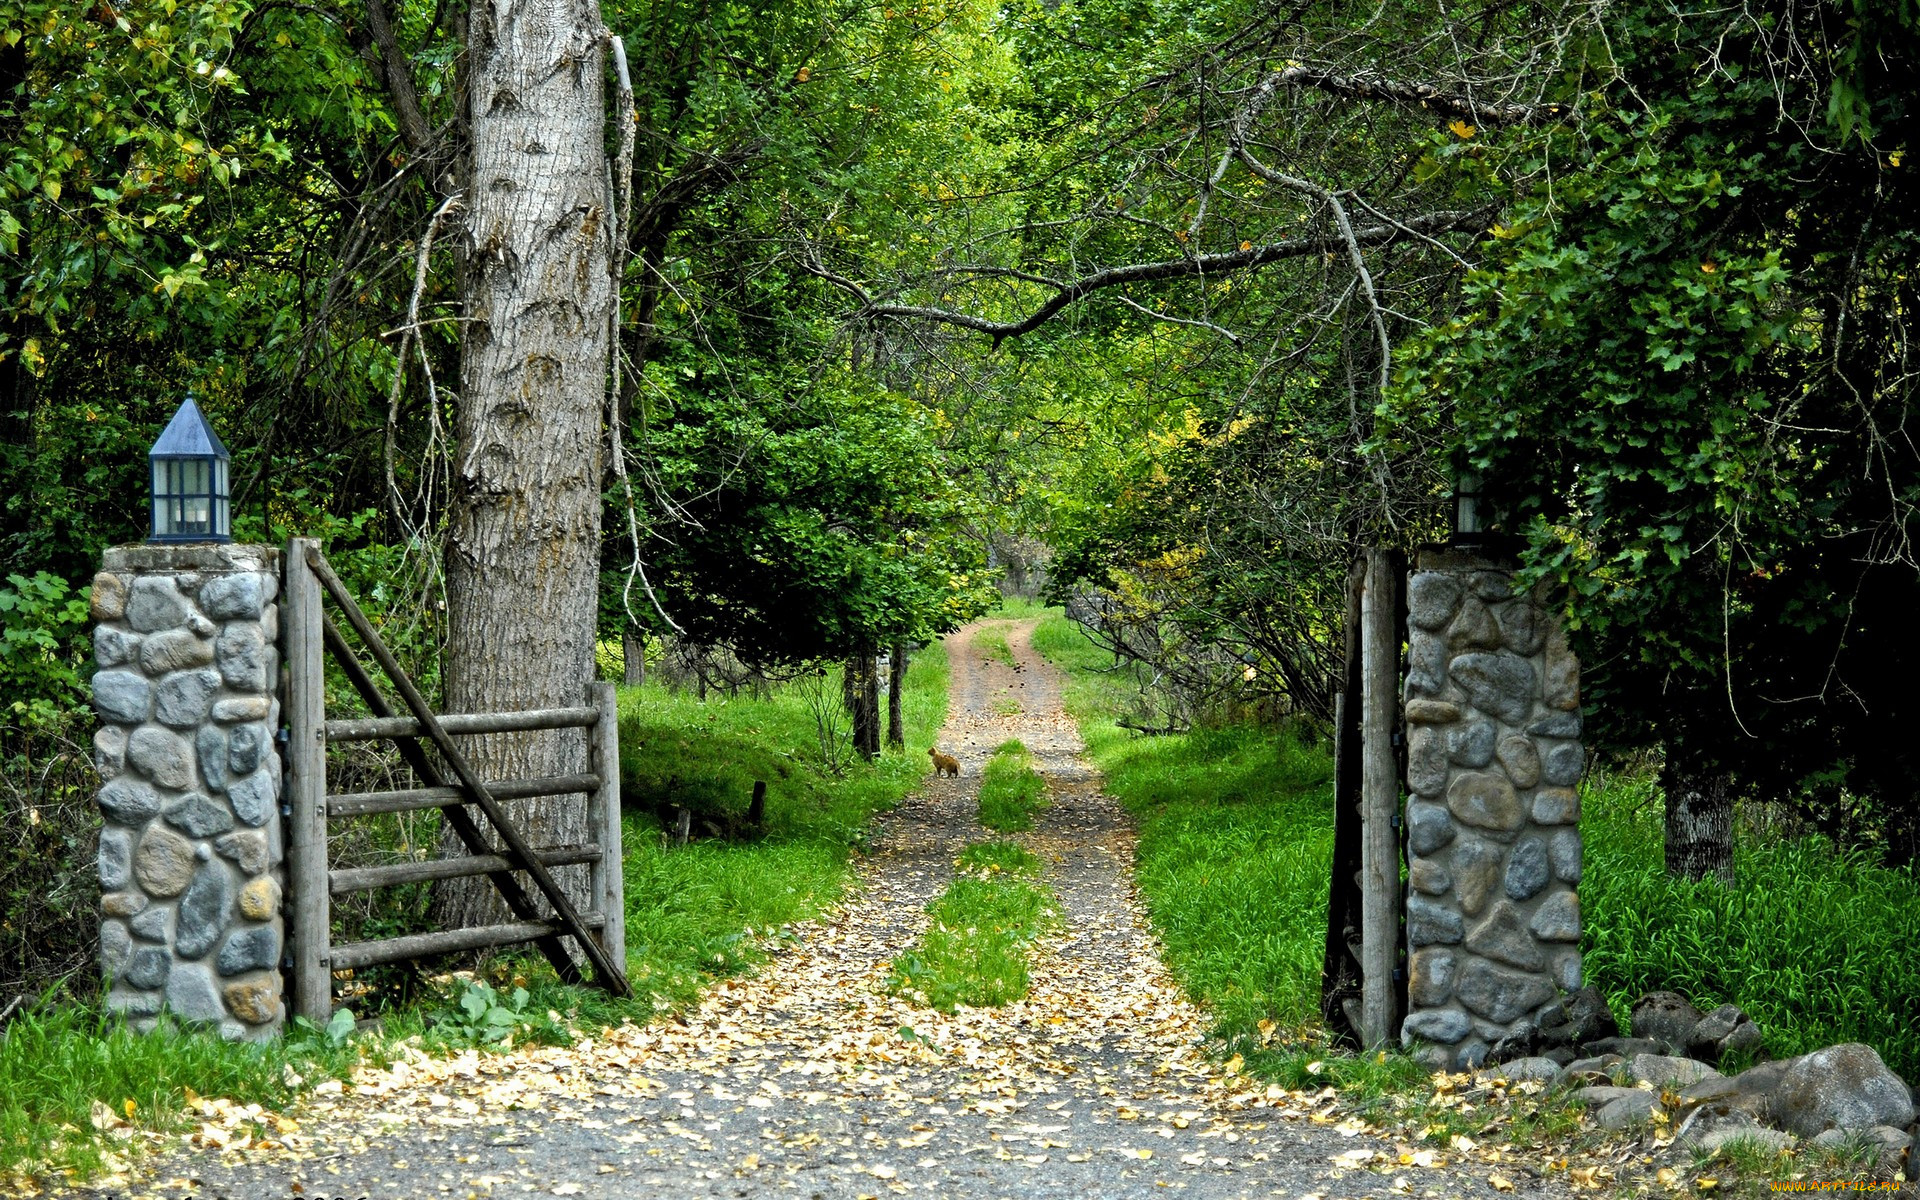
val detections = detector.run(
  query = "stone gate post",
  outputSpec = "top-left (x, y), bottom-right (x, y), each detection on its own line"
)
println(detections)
top-left (1400, 549), bottom-right (1582, 1070)
top-left (92, 544), bottom-right (285, 1039)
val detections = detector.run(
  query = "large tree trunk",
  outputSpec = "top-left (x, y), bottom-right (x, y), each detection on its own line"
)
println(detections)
top-left (1663, 750), bottom-right (1734, 882)
top-left (622, 626), bottom-right (646, 688)
top-left (844, 651), bottom-right (880, 761)
top-left (885, 640), bottom-right (906, 749)
top-left (436, 0), bottom-right (613, 929)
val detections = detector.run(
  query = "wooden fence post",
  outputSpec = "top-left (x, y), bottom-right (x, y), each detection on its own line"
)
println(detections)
top-left (1359, 547), bottom-right (1402, 1048)
top-left (283, 537), bottom-right (331, 1026)
top-left (588, 682), bottom-right (625, 971)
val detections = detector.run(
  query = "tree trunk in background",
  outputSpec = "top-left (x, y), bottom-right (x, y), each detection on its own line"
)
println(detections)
top-left (845, 651), bottom-right (880, 760)
top-left (436, 0), bottom-right (613, 929)
top-left (622, 626), bottom-right (646, 687)
top-left (886, 640), bottom-right (906, 749)
top-left (1663, 752), bottom-right (1734, 882)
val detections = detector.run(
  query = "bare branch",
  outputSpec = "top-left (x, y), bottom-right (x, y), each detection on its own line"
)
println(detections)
top-left (363, 0), bottom-right (433, 155)
top-left (1270, 65), bottom-right (1568, 127)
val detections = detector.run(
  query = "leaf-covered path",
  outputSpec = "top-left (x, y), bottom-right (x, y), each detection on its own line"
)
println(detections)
top-left (99, 619), bottom-right (1564, 1199)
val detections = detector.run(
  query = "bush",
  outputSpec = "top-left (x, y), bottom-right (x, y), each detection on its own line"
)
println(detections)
top-left (0, 718), bottom-right (101, 998)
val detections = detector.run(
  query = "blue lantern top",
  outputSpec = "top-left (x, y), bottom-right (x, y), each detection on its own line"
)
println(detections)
top-left (150, 393), bottom-right (230, 460)
top-left (149, 394), bottom-right (231, 543)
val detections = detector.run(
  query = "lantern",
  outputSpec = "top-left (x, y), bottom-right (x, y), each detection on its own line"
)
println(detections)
top-left (1451, 463), bottom-right (1486, 549)
top-left (148, 394), bottom-right (231, 543)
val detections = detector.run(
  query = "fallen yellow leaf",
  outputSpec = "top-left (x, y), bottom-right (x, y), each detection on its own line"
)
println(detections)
top-left (1489, 1175), bottom-right (1514, 1192)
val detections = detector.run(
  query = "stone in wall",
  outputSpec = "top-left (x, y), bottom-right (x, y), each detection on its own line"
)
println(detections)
top-left (92, 543), bottom-right (283, 1040)
top-left (1399, 551), bottom-right (1583, 1070)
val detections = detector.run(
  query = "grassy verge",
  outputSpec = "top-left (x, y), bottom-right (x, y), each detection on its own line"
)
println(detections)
top-left (890, 839), bottom-right (1056, 1010)
top-left (616, 641), bottom-right (949, 1008)
top-left (985, 595), bottom-right (1059, 620)
top-left (977, 739), bottom-right (1048, 832)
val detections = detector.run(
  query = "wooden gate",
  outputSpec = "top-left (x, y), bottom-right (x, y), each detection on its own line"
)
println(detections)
top-left (282, 538), bottom-right (630, 1024)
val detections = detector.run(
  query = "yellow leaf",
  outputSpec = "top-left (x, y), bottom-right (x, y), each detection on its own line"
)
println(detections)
top-left (1488, 1175), bottom-right (1514, 1192)
top-left (1449, 119), bottom-right (1476, 139)
top-left (1695, 1180), bottom-right (1718, 1192)
top-left (1700, 261), bottom-right (1718, 274)
top-left (1240, 240), bottom-right (1254, 252)
top-left (1656, 1167), bottom-right (1679, 1187)
top-left (43, 177), bottom-right (60, 202)
top-left (123, 1099), bottom-right (137, 1119)
top-left (1223, 1053), bottom-right (1244, 1074)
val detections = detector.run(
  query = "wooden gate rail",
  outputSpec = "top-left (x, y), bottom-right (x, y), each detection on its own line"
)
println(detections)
top-left (284, 537), bottom-right (630, 1025)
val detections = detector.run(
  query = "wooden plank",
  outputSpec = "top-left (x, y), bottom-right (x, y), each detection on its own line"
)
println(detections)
top-left (588, 682), bottom-right (625, 970)
top-left (329, 844), bottom-right (602, 895)
top-left (330, 913), bottom-right (606, 972)
top-left (1359, 547), bottom-right (1402, 1049)
top-left (284, 537), bottom-right (332, 1026)
top-left (1319, 558), bottom-right (1367, 1046)
top-left (307, 548), bottom-right (632, 997)
top-left (327, 773), bottom-right (600, 819)
top-left (318, 615), bottom-right (584, 985)
top-left (324, 707), bottom-right (600, 743)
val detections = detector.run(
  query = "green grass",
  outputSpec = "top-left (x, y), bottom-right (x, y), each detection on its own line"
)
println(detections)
top-left (977, 739), bottom-right (1049, 832)
top-left (986, 595), bottom-right (1059, 620)
top-left (1580, 766), bottom-right (1920, 1079)
top-left (975, 623), bottom-right (1018, 668)
top-left (616, 641), bottom-right (949, 1007)
top-left (890, 842), bottom-right (1057, 1011)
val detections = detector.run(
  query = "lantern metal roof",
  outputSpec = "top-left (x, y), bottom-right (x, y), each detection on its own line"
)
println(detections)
top-left (150, 394), bottom-right (229, 459)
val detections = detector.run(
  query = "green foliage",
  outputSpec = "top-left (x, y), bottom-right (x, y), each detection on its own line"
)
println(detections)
top-left (0, 721), bottom-right (100, 995)
top-left (0, 573), bottom-right (90, 725)
top-left (889, 848), bottom-right (1056, 1011)
top-left (425, 980), bottom-right (567, 1048)
top-left (1580, 768), bottom-right (1920, 1079)
top-left (976, 740), bottom-right (1047, 832)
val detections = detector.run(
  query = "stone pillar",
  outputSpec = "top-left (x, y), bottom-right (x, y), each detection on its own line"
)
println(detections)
top-left (91, 544), bottom-right (285, 1040)
top-left (1400, 549), bottom-right (1582, 1071)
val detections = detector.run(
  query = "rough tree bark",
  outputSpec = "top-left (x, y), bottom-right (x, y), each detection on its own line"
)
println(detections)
top-left (622, 626), bottom-right (646, 687)
top-left (1663, 751), bottom-right (1734, 882)
top-left (886, 640), bottom-right (906, 749)
top-left (436, 0), bottom-right (614, 929)
top-left (844, 651), bottom-right (880, 761)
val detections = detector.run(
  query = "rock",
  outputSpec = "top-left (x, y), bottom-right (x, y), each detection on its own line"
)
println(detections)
top-left (215, 829), bottom-right (276, 874)
top-left (126, 724), bottom-right (195, 789)
top-left (238, 876), bottom-right (280, 921)
top-left (107, 988), bottom-right (162, 1018)
top-left (227, 723), bottom-right (268, 775)
top-left (1770, 1044), bottom-right (1915, 1138)
top-left (1407, 801), bottom-right (1456, 855)
top-left (1447, 598), bottom-right (1504, 653)
top-left (93, 726), bottom-right (127, 779)
top-left (1494, 601), bottom-right (1549, 655)
top-left (126, 576), bottom-right (190, 632)
top-left (92, 571), bottom-right (129, 620)
top-left (1543, 1046), bottom-right (1577, 1067)
top-left (226, 767), bottom-right (277, 827)
top-left (130, 904), bottom-right (170, 941)
top-left (1586, 1036), bottom-right (1667, 1059)
top-left (1540, 742), bottom-right (1585, 786)
top-left (1466, 900), bottom-right (1545, 971)
top-left (1408, 574), bottom-right (1463, 631)
top-left (100, 919), bottom-right (132, 976)
top-left (1456, 956), bottom-right (1556, 1023)
top-left (164, 792), bottom-right (234, 838)
top-left (216, 925), bottom-right (279, 976)
top-left (1717, 1019), bottom-right (1764, 1060)
top-left (122, 947), bottom-right (171, 989)
top-left (215, 623), bottom-right (270, 691)
top-left (1447, 721), bottom-right (1496, 768)
top-left (1406, 632), bottom-right (1449, 698)
top-left (1453, 837), bottom-right (1505, 916)
top-left (1631, 991), bottom-right (1704, 1049)
top-left (1531, 787), bottom-right (1580, 825)
top-left (1405, 699), bottom-right (1461, 724)
top-left (94, 625), bottom-right (140, 667)
top-left (1448, 771), bottom-right (1525, 835)
top-left (134, 826), bottom-right (196, 896)
top-left (1544, 629), bottom-right (1579, 710)
top-left (1629, 1053), bottom-right (1721, 1088)
top-left (1411, 1046), bottom-right (1452, 1072)
top-left (1675, 1076), bottom-right (1743, 1109)
top-left (138, 628), bottom-right (214, 674)
top-left (1403, 1008), bottom-right (1472, 1045)
top-left (1596, 1091), bottom-right (1662, 1129)
top-left (98, 776), bottom-right (163, 826)
top-left (1410, 948), bottom-right (1458, 1006)
top-left (1553, 950), bottom-right (1583, 991)
top-left (260, 602), bottom-right (278, 643)
top-left (1549, 830), bottom-right (1582, 883)
top-left (199, 573), bottom-right (270, 620)
top-left (196, 726), bottom-right (228, 792)
top-left (1504, 836), bottom-right (1549, 901)
top-left (1409, 856), bottom-right (1451, 895)
top-left (1529, 891), bottom-right (1581, 942)
top-left (102, 891), bottom-right (146, 917)
top-left (1469, 571), bottom-right (1513, 602)
top-left (175, 863), bottom-right (234, 959)
top-left (164, 962), bottom-right (226, 1024)
top-left (212, 696), bottom-right (272, 722)
top-left (1539, 986), bottom-right (1619, 1049)
top-left (92, 669), bottom-right (152, 724)
top-left (155, 668), bottom-right (222, 728)
top-left (1553, 1054), bottom-right (1623, 1089)
top-left (1694, 1125), bottom-right (1793, 1155)
top-left (1407, 726), bottom-right (1449, 797)
top-left (1495, 735), bottom-right (1540, 788)
top-left (1528, 711), bottom-right (1582, 738)
top-left (1454, 1041), bottom-right (1491, 1071)
top-left (224, 977), bottom-right (281, 1025)
top-left (1575, 1085), bottom-right (1649, 1108)
top-left (1484, 1057), bottom-right (1562, 1084)
top-left (98, 827), bottom-right (134, 890)
top-left (1408, 895), bottom-right (1465, 946)
top-left (1450, 652), bottom-right (1536, 723)
top-left (1689, 1004), bottom-right (1750, 1052)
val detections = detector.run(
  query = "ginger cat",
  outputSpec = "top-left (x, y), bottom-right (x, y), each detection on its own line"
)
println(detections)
top-left (927, 747), bottom-right (961, 777)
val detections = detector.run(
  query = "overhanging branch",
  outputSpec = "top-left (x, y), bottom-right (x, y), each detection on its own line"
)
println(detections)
top-left (1272, 66), bottom-right (1568, 127)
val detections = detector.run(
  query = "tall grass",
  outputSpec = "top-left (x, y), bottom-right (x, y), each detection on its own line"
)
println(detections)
top-left (890, 843), bottom-right (1057, 1011)
top-left (1581, 769), bottom-right (1920, 1078)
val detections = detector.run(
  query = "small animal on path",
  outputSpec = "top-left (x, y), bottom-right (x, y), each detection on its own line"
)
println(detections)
top-left (927, 747), bottom-right (961, 777)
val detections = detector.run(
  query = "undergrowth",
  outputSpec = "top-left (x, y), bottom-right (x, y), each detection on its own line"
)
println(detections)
top-left (890, 841), bottom-right (1057, 1011)
top-left (976, 739), bottom-right (1048, 832)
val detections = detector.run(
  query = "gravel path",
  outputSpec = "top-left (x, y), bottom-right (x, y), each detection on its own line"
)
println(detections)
top-left (91, 620), bottom-right (1567, 1200)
